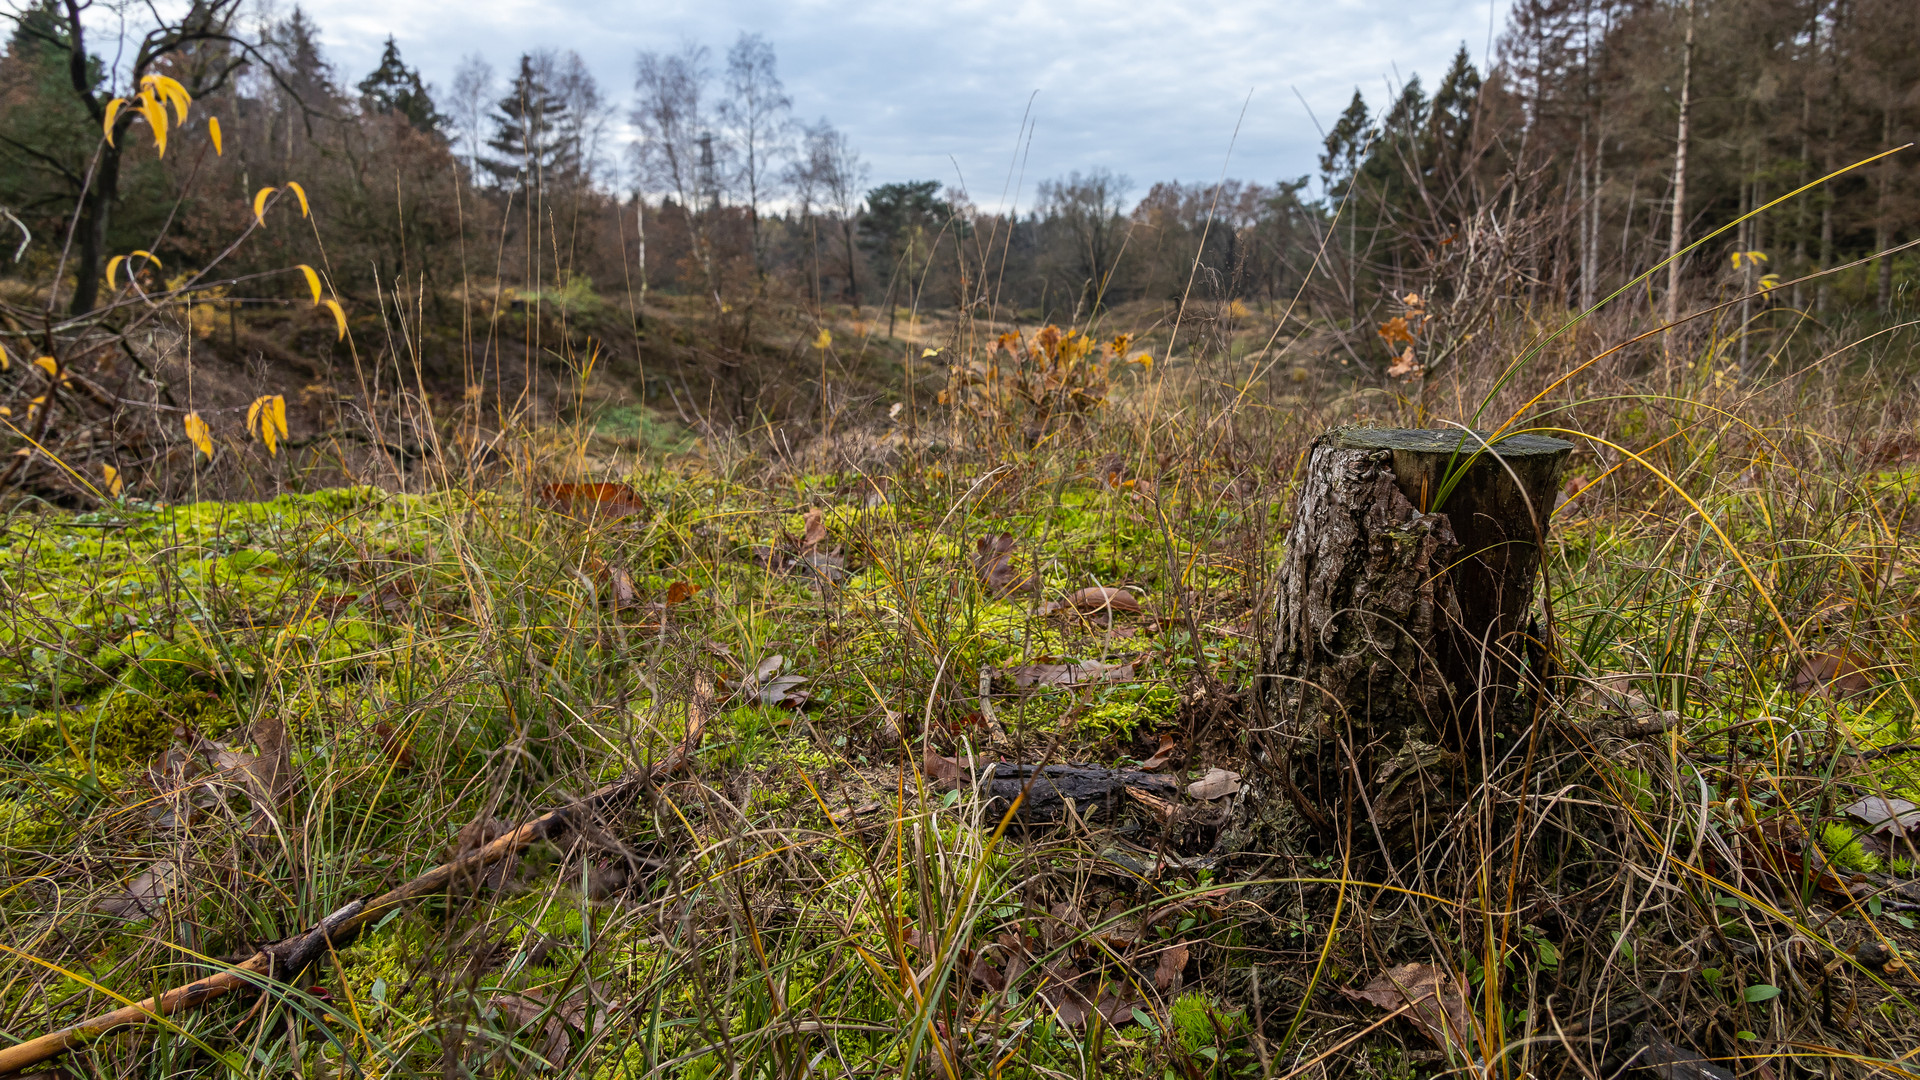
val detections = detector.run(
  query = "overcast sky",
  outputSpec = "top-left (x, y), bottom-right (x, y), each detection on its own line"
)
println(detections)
top-left (286, 0), bottom-right (1511, 208)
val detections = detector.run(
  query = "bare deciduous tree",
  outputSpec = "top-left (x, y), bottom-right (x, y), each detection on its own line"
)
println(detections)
top-left (1037, 168), bottom-right (1133, 316)
top-left (451, 53), bottom-right (494, 177)
top-left (791, 119), bottom-right (868, 311)
top-left (719, 32), bottom-right (791, 278)
top-left (632, 42), bottom-right (722, 298)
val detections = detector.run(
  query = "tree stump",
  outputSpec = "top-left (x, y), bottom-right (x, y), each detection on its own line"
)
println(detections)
top-left (1259, 427), bottom-right (1573, 843)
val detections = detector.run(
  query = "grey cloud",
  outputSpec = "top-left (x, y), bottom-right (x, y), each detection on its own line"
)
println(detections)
top-left (299, 0), bottom-right (1506, 204)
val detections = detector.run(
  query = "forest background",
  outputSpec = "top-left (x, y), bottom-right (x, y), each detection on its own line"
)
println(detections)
top-left (1, 0), bottom-right (1914, 486)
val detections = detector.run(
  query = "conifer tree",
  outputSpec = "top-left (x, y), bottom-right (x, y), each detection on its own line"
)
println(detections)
top-left (482, 53), bottom-right (578, 187)
top-left (357, 36), bottom-right (443, 134)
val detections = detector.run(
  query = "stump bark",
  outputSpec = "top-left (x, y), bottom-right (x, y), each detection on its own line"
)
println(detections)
top-left (1260, 427), bottom-right (1573, 841)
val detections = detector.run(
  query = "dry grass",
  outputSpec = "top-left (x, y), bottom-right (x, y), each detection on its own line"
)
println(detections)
top-left (1, 289), bottom-right (1916, 1080)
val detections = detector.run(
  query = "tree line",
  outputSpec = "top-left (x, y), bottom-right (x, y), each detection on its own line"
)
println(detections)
top-left (1, 0), bottom-right (1914, 356)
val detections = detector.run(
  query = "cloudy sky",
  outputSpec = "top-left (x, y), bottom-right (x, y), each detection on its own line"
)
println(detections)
top-left (288, 0), bottom-right (1511, 207)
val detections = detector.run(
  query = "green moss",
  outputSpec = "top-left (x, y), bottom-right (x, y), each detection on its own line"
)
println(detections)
top-left (0, 796), bottom-right (59, 849)
top-left (1171, 990), bottom-right (1246, 1053)
top-left (1082, 682), bottom-right (1177, 745)
top-left (1820, 822), bottom-right (1885, 874)
top-left (332, 914), bottom-right (436, 1016)
top-left (0, 690), bottom-right (225, 768)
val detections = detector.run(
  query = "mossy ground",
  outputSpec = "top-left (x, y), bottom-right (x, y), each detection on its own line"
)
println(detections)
top-left (2, 370), bottom-right (1918, 1077)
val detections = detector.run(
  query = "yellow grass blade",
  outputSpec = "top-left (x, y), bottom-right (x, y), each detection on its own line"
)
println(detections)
top-left (297, 264), bottom-right (322, 304)
top-left (253, 186), bottom-right (276, 225)
top-left (323, 299), bottom-right (346, 340)
top-left (208, 116), bottom-right (222, 155)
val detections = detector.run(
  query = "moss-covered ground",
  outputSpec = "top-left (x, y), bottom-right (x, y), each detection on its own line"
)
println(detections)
top-left (2, 363), bottom-right (1918, 1077)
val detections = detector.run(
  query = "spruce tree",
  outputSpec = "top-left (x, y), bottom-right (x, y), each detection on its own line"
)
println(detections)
top-left (357, 36), bottom-right (444, 134)
top-left (481, 54), bottom-right (578, 187)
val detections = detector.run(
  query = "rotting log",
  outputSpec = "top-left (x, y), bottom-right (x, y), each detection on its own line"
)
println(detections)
top-left (1255, 427), bottom-right (1572, 844)
top-left (0, 677), bottom-right (713, 1076)
top-left (977, 763), bottom-right (1179, 822)
top-left (925, 752), bottom-right (1178, 823)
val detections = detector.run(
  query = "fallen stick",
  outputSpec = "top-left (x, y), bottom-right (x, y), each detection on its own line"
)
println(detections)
top-left (0, 677), bottom-right (712, 1075)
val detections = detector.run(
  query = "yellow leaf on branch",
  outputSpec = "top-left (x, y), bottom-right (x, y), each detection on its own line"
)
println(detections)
top-left (298, 265), bottom-right (322, 304)
top-left (183, 413), bottom-right (213, 457)
top-left (136, 92), bottom-right (168, 156)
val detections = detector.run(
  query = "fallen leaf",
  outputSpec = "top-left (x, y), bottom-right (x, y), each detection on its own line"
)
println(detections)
top-left (794, 549), bottom-right (849, 584)
top-left (1060, 586), bottom-right (1141, 615)
top-left (800, 507), bottom-right (828, 549)
top-left (1187, 768), bottom-right (1242, 801)
top-left (97, 859), bottom-right (180, 919)
top-left (1154, 943), bottom-right (1190, 990)
top-left (1841, 795), bottom-right (1920, 836)
top-left (1789, 651), bottom-right (1873, 699)
top-left (1630, 1023), bottom-right (1736, 1080)
top-left (373, 722), bottom-right (415, 770)
top-left (924, 749), bottom-right (964, 784)
top-left (1341, 962), bottom-right (1477, 1056)
top-left (971, 953), bottom-right (1007, 992)
top-left (1095, 995), bottom-right (1144, 1025)
top-left (974, 533), bottom-right (1039, 596)
top-left (830, 800), bottom-right (884, 825)
top-left (608, 566), bottom-right (638, 609)
top-left (538, 482), bottom-right (646, 521)
top-left (1139, 734), bottom-right (1178, 771)
top-left (244, 713), bottom-right (294, 807)
top-left (487, 991), bottom-right (575, 1064)
top-left (665, 580), bottom-right (699, 605)
top-left (1006, 660), bottom-right (1135, 688)
top-left (1052, 995), bottom-right (1090, 1027)
top-left (737, 655), bottom-right (811, 708)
